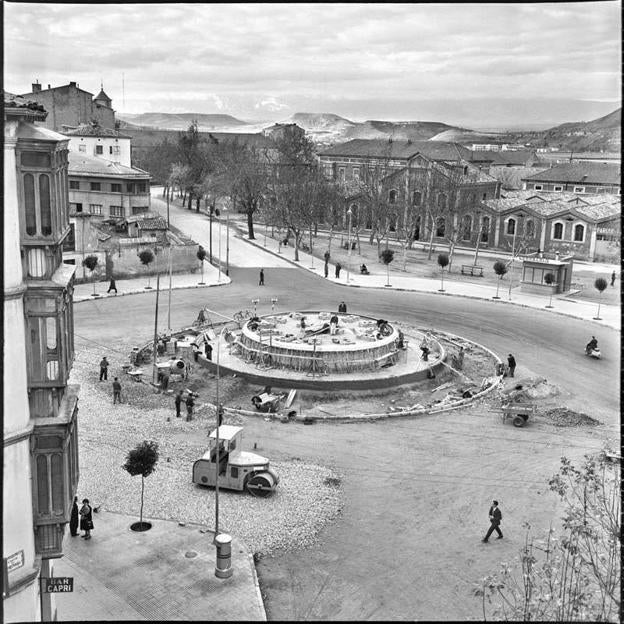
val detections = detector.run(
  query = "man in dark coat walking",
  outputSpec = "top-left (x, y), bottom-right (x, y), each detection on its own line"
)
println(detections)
top-left (507, 354), bottom-right (516, 377)
top-left (112, 377), bottom-right (122, 404)
top-left (338, 301), bottom-right (347, 313)
top-left (186, 393), bottom-right (195, 421)
top-left (259, 268), bottom-right (265, 286)
top-left (482, 500), bottom-right (503, 542)
top-left (335, 262), bottom-right (342, 278)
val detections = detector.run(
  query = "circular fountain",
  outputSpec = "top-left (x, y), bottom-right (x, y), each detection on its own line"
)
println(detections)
top-left (200, 311), bottom-right (446, 391)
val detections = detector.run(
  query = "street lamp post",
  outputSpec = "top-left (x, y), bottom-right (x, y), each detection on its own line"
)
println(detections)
top-left (346, 207), bottom-right (353, 283)
top-left (225, 211), bottom-right (230, 277)
top-left (271, 297), bottom-right (278, 314)
top-left (473, 210), bottom-right (482, 266)
top-left (217, 212), bottom-right (222, 283)
top-left (508, 214), bottom-right (524, 300)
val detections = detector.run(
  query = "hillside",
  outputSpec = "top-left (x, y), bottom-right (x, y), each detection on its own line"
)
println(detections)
top-left (117, 112), bottom-right (249, 131)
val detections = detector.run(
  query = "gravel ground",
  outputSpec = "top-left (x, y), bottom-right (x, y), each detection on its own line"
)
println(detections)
top-left (70, 340), bottom-right (344, 556)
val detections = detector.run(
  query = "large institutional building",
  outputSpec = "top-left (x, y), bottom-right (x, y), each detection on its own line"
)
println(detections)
top-left (3, 92), bottom-right (80, 622)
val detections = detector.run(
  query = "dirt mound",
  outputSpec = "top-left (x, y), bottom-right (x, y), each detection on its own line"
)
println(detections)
top-left (542, 407), bottom-right (601, 427)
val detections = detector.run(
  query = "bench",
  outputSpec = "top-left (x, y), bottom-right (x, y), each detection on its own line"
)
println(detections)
top-left (461, 265), bottom-right (484, 277)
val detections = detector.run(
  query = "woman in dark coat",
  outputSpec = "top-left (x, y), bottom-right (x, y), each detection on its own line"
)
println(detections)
top-left (80, 498), bottom-right (94, 540)
top-left (69, 496), bottom-right (79, 536)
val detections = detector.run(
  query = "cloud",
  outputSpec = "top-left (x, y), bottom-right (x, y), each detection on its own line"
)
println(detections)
top-left (3, 2), bottom-right (621, 123)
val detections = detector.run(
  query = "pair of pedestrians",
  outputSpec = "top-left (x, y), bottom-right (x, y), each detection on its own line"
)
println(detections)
top-left (70, 497), bottom-right (94, 539)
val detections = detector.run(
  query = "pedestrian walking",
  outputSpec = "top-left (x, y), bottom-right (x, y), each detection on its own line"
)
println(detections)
top-left (69, 496), bottom-right (79, 536)
top-left (259, 268), bottom-right (265, 286)
top-left (175, 390), bottom-right (183, 418)
top-left (79, 498), bottom-right (94, 539)
top-left (99, 356), bottom-right (109, 381)
top-left (112, 377), bottom-right (122, 404)
top-left (611, 270), bottom-right (616, 287)
top-left (335, 262), bottom-right (342, 278)
top-left (338, 301), bottom-right (347, 313)
top-left (482, 500), bottom-right (503, 542)
top-left (324, 263), bottom-right (329, 278)
top-left (107, 278), bottom-right (117, 294)
top-left (507, 354), bottom-right (516, 378)
top-left (186, 393), bottom-right (195, 421)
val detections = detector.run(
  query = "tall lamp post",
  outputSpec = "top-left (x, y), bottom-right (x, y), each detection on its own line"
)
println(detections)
top-left (508, 213), bottom-right (524, 300)
top-left (473, 210), bottom-right (482, 266)
top-left (346, 207), bottom-right (353, 283)
top-left (271, 297), bottom-right (278, 314)
top-left (225, 210), bottom-right (230, 277)
top-left (217, 211), bottom-right (222, 283)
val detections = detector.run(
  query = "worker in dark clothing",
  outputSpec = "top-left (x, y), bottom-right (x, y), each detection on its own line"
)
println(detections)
top-left (174, 390), bottom-right (183, 418)
top-left (482, 500), bottom-right (503, 542)
top-left (338, 301), bottom-right (347, 313)
top-left (259, 268), bottom-right (265, 286)
top-left (186, 393), bottom-right (195, 421)
top-left (99, 356), bottom-right (109, 381)
top-left (507, 354), bottom-right (516, 377)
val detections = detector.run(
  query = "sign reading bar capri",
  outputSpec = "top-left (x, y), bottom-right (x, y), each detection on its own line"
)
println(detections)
top-left (42, 577), bottom-right (74, 593)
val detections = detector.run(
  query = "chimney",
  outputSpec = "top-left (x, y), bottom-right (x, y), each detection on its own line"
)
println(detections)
top-left (69, 81), bottom-right (77, 87)
top-left (32, 81), bottom-right (41, 93)
top-left (47, 84), bottom-right (51, 90)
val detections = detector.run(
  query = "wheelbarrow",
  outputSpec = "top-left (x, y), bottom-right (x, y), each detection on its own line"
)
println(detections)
top-left (501, 403), bottom-right (537, 427)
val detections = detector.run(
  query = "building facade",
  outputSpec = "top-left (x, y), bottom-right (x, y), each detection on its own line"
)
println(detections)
top-left (4, 92), bottom-right (80, 622)
top-left (64, 123), bottom-right (132, 167)
top-left (19, 81), bottom-right (115, 132)
top-left (522, 162), bottom-right (621, 194)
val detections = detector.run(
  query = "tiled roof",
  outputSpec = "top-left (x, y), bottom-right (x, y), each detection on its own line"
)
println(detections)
top-left (94, 89), bottom-right (111, 102)
top-left (68, 151), bottom-right (150, 178)
top-left (4, 91), bottom-right (47, 119)
top-left (522, 162), bottom-right (621, 185)
top-left (124, 214), bottom-right (167, 229)
top-left (64, 124), bottom-right (131, 138)
top-left (318, 139), bottom-right (472, 162)
top-left (575, 203), bottom-right (621, 221)
top-left (207, 132), bottom-right (274, 149)
top-left (487, 150), bottom-right (539, 166)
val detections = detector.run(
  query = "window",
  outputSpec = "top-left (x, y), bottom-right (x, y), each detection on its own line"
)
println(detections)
top-left (506, 218), bottom-right (516, 235)
top-left (480, 216), bottom-right (490, 242)
top-left (534, 184), bottom-right (543, 191)
top-left (111, 183), bottom-right (122, 193)
top-left (554, 185), bottom-right (563, 192)
top-left (389, 190), bottom-right (398, 204)
top-left (338, 168), bottom-right (345, 182)
top-left (435, 217), bottom-right (446, 237)
top-left (574, 224), bottom-right (585, 242)
top-left (132, 206), bottom-right (149, 215)
top-left (231, 466), bottom-right (239, 479)
top-left (463, 165), bottom-right (468, 175)
top-left (461, 215), bottom-right (472, 240)
top-left (69, 180), bottom-right (79, 190)
top-left (412, 191), bottom-right (422, 206)
top-left (482, 193), bottom-right (487, 200)
top-left (111, 145), bottom-right (120, 155)
top-left (127, 183), bottom-right (135, 193)
top-left (89, 204), bottom-right (103, 215)
top-left (74, 203), bottom-right (83, 213)
top-left (353, 167), bottom-right (360, 180)
top-left (552, 222), bottom-right (563, 240)
top-left (90, 182), bottom-right (101, 191)
top-left (95, 145), bottom-right (103, 155)
top-left (78, 144), bottom-right (86, 153)
top-left (525, 219), bottom-right (535, 237)
top-left (573, 186), bottom-right (585, 193)
top-left (137, 182), bottom-right (147, 193)
top-left (24, 173), bottom-right (37, 235)
top-left (110, 205), bottom-right (124, 217)
top-left (39, 175), bottom-right (52, 235)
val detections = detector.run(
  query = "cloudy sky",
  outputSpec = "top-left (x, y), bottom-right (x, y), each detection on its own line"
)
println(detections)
top-left (4, 2), bottom-right (621, 128)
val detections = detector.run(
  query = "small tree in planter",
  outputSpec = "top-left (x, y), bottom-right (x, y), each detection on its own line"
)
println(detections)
top-left (493, 260), bottom-right (508, 299)
top-left (138, 249), bottom-right (155, 289)
top-left (197, 245), bottom-right (207, 285)
top-left (437, 252), bottom-right (449, 292)
top-left (380, 248), bottom-right (394, 287)
top-left (122, 440), bottom-right (159, 532)
top-left (82, 254), bottom-right (100, 297)
top-left (544, 272), bottom-right (555, 308)
top-left (593, 277), bottom-right (608, 320)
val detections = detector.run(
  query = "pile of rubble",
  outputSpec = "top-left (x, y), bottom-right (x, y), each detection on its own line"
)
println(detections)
top-left (542, 407), bottom-right (601, 427)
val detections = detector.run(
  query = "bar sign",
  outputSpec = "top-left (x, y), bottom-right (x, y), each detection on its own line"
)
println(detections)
top-left (43, 577), bottom-right (74, 593)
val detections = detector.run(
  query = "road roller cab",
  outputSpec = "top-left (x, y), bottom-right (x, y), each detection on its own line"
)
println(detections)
top-left (192, 425), bottom-right (279, 497)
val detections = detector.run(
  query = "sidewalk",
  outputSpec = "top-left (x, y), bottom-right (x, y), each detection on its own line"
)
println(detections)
top-left (242, 223), bottom-right (621, 331)
top-left (52, 511), bottom-right (265, 621)
top-left (73, 264), bottom-right (230, 303)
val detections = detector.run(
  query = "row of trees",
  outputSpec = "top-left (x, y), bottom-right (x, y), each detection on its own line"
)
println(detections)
top-left (155, 123), bottom-right (522, 269)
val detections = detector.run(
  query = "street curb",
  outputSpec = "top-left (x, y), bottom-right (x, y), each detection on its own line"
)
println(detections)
top-left (248, 553), bottom-right (268, 622)
top-left (73, 279), bottom-right (230, 304)
top-left (241, 237), bottom-right (619, 331)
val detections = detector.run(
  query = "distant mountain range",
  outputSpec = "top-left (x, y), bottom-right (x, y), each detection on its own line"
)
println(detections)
top-left (117, 108), bottom-right (620, 152)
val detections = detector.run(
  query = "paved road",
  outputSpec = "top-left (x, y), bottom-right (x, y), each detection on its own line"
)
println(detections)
top-left (73, 208), bottom-right (619, 620)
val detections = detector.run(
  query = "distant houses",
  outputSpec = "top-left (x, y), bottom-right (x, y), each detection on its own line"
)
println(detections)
top-left (521, 161), bottom-right (621, 194)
